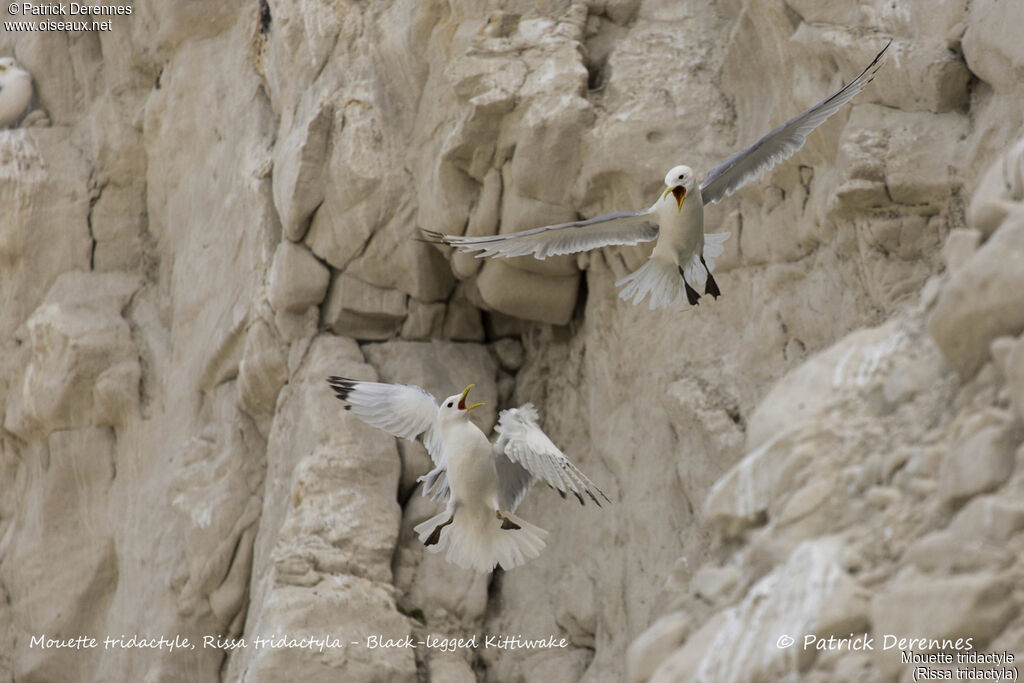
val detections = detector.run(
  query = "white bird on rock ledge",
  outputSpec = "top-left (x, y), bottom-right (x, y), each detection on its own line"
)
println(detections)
top-left (0, 57), bottom-right (34, 129)
top-left (424, 42), bottom-right (890, 309)
top-left (327, 377), bottom-right (609, 573)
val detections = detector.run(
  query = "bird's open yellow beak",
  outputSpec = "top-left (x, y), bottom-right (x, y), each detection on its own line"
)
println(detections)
top-left (457, 384), bottom-right (484, 411)
top-left (663, 185), bottom-right (687, 211)
top-left (672, 185), bottom-right (686, 210)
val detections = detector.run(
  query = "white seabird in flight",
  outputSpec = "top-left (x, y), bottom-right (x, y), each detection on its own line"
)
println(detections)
top-left (0, 57), bottom-right (34, 129)
top-left (327, 377), bottom-right (608, 573)
top-left (424, 43), bottom-right (891, 309)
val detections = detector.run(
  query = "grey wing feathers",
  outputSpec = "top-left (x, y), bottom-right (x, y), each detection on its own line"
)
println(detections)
top-left (701, 41), bottom-right (891, 205)
top-left (494, 404), bottom-right (610, 507)
top-left (419, 466), bottom-right (450, 502)
top-left (494, 453), bottom-right (535, 513)
top-left (421, 210), bottom-right (658, 260)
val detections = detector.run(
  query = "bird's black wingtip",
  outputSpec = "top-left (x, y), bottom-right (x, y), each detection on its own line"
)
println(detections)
top-left (418, 229), bottom-right (450, 246)
top-left (326, 376), bottom-right (357, 402)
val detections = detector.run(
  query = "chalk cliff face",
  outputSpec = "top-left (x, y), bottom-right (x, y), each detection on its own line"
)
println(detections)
top-left (2, 0), bottom-right (1023, 681)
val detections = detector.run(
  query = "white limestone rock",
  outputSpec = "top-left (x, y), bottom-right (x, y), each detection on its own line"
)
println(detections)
top-left (929, 212), bottom-right (1024, 378)
top-left (322, 273), bottom-right (407, 341)
top-left (968, 137), bottom-right (1024, 238)
top-left (401, 300), bottom-right (446, 340)
top-left (4, 428), bottom-right (117, 681)
top-left (426, 656), bottom-right (477, 683)
top-left (1003, 336), bottom-right (1024, 423)
top-left (345, 218), bottom-right (456, 303)
top-left (443, 300), bottom-right (485, 342)
top-left (267, 241), bottom-right (330, 313)
top-left (237, 317), bottom-right (288, 435)
top-left (938, 413), bottom-right (1017, 502)
top-left (0, 129), bottom-right (93, 338)
top-left (626, 611), bottom-right (689, 683)
top-left (5, 271), bottom-right (141, 439)
top-left (273, 102), bottom-right (332, 242)
top-left (230, 335), bottom-right (409, 680)
top-left (871, 571), bottom-right (1016, 675)
top-left (451, 167), bottom-right (502, 280)
top-left (942, 228), bottom-right (982, 272)
top-left (476, 259), bottom-right (579, 325)
top-left (683, 539), bottom-right (869, 680)
top-left (962, 0), bottom-right (1024, 94)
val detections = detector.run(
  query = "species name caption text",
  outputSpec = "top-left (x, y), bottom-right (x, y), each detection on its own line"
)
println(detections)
top-left (5, 3), bottom-right (131, 32)
top-left (776, 634), bottom-right (1018, 681)
top-left (29, 633), bottom-right (570, 654)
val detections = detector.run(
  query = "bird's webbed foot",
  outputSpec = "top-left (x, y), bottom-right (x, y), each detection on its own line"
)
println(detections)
top-left (699, 255), bottom-right (721, 299)
top-left (424, 515), bottom-right (454, 546)
top-left (679, 268), bottom-right (701, 306)
top-left (705, 273), bottom-right (721, 298)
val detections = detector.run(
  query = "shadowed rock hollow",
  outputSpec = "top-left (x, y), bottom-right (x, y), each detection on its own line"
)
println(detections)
top-left (2, 0), bottom-right (1024, 681)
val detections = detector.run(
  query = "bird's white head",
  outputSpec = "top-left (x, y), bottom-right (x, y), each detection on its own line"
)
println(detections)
top-left (438, 384), bottom-right (485, 422)
top-left (0, 57), bottom-right (28, 81)
top-left (663, 165), bottom-right (695, 211)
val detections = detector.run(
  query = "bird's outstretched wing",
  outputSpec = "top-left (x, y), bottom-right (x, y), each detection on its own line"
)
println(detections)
top-left (326, 377), bottom-right (449, 499)
top-left (700, 42), bottom-right (891, 205)
top-left (421, 210), bottom-right (658, 260)
top-left (493, 404), bottom-right (610, 510)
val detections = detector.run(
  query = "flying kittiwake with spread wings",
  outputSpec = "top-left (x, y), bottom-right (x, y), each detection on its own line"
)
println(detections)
top-left (327, 376), bottom-right (609, 573)
top-left (424, 42), bottom-right (891, 309)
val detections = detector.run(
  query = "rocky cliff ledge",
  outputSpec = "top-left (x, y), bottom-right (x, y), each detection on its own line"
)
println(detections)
top-left (2, 1), bottom-right (1023, 681)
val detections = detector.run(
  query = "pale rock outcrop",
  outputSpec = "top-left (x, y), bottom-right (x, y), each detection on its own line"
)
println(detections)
top-left (401, 300), bottom-right (447, 341)
top-left (626, 611), bottom-right (689, 683)
top-left (229, 335), bottom-right (413, 680)
top-left (871, 572), bottom-right (1017, 675)
top-left (968, 137), bottom-right (1024, 238)
top-left (476, 259), bottom-right (580, 325)
top-left (2, 428), bottom-right (117, 682)
top-left (929, 211), bottom-right (1024, 378)
top-left (273, 102), bottom-right (333, 242)
top-left (237, 316), bottom-right (289, 435)
top-left (323, 273), bottom-right (407, 341)
top-left (4, 0), bottom-right (1024, 681)
top-left (938, 412), bottom-right (1018, 502)
top-left (267, 241), bottom-right (330, 313)
top-left (5, 271), bottom-right (141, 440)
top-left (663, 539), bottom-right (869, 681)
top-left (0, 130), bottom-right (93, 339)
top-left (961, 0), bottom-right (1024, 95)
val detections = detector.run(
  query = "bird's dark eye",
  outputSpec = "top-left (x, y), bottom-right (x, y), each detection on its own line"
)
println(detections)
top-left (446, 402), bottom-right (453, 408)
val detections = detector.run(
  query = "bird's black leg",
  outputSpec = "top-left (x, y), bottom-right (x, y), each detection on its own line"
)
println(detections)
top-left (679, 266), bottom-right (701, 305)
top-left (496, 510), bottom-right (521, 531)
top-left (700, 255), bottom-right (721, 299)
top-left (425, 516), bottom-right (454, 546)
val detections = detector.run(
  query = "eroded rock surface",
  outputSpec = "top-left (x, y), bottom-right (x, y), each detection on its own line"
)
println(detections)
top-left (3, 0), bottom-right (1024, 682)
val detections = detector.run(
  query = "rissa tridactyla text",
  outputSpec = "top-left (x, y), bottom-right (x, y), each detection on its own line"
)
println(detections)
top-left (327, 377), bottom-right (608, 573)
top-left (424, 42), bottom-right (890, 309)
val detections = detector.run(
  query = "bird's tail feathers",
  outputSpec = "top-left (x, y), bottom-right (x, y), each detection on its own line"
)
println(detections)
top-left (615, 254), bottom-right (684, 310)
top-left (414, 507), bottom-right (547, 573)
